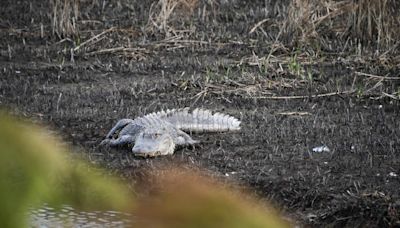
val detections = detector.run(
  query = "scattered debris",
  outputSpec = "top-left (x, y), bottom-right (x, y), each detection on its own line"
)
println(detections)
top-left (312, 146), bottom-right (330, 153)
top-left (225, 171), bottom-right (237, 177)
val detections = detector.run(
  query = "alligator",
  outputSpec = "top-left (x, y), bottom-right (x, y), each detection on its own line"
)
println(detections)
top-left (100, 108), bottom-right (241, 157)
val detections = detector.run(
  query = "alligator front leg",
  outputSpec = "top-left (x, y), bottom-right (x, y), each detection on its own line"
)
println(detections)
top-left (100, 135), bottom-right (135, 146)
top-left (104, 119), bottom-right (134, 139)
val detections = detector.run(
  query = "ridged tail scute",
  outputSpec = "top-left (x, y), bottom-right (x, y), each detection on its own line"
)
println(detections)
top-left (146, 108), bottom-right (241, 132)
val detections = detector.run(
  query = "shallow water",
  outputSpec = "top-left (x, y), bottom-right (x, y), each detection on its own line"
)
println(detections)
top-left (28, 205), bottom-right (133, 228)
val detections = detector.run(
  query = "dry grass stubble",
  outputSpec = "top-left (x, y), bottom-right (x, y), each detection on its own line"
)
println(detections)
top-left (49, 0), bottom-right (80, 38)
top-left (283, 0), bottom-right (400, 53)
top-left (146, 0), bottom-right (199, 37)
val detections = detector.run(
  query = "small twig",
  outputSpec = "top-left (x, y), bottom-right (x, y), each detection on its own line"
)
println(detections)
top-left (84, 47), bottom-right (146, 56)
top-left (381, 92), bottom-right (399, 100)
top-left (192, 89), bottom-right (207, 105)
top-left (335, 216), bottom-right (355, 221)
top-left (56, 93), bottom-right (62, 112)
top-left (249, 90), bottom-right (354, 100)
top-left (355, 71), bottom-right (400, 80)
top-left (164, 39), bottom-right (210, 45)
top-left (277, 111), bottom-right (311, 116)
top-left (370, 92), bottom-right (400, 100)
top-left (364, 79), bottom-right (383, 94)
top-left (249, 19), bottom-right (269, 34)
top-left (55, 38), bottom-right (74, 45)
top-left (150, 35), bottom-right (210, 48)
top-left (73, 27), bottom-right (115, 52)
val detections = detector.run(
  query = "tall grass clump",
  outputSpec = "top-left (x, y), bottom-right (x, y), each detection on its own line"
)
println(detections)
top-left (146, 0), bottom-right (198, 37)
top-left (49, 0), bottom-right (80, 38)
top-left (283, 0), bottom-right (400, 54)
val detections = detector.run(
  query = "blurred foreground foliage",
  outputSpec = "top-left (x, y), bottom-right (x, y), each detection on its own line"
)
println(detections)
top-left (0, 112), bottom-right (135, 227)
top-left (0, 111), bottom-right (290, 228)
top-left (137, 168), bottom-right (291, 228)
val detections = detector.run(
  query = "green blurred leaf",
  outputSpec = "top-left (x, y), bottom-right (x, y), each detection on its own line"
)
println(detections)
top-left (0, 112), bottom-right (135, 227)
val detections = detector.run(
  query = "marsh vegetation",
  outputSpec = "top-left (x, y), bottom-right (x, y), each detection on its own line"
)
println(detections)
top-left (1, 0), bottom-right (399, 226)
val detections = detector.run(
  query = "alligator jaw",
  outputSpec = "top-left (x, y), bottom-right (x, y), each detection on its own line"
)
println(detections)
top-left (132, 145), bottom-right (162, 157)
top-left (133, 151), bottom-right (160, 158)
top-left (132, 148), bottom-right (172, 157)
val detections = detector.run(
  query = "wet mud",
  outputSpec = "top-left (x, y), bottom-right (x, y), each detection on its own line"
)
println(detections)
top-left (1, 0), bottom-right (400, 227)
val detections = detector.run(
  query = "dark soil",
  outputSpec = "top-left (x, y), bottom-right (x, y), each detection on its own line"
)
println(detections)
top-left (1, 0), bottom-right (400, 227)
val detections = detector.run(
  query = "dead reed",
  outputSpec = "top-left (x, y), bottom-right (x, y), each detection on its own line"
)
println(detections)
top-left (283, 0), bottom-right (400, 54)
top-left (146, 0), bottom-right (198, 37)
top-left (49, 0), bottom-right (80, 38)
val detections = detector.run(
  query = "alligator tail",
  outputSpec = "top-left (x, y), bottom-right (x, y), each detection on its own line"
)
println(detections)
top-left (145, 108), bottom-right (241, 132)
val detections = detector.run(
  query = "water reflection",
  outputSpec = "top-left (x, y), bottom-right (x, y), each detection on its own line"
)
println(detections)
top-left (28, 205), bottom-right (133, 228)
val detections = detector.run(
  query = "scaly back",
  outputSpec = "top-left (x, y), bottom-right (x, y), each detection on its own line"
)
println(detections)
top-left (143, 108), bottom-right (241, 132)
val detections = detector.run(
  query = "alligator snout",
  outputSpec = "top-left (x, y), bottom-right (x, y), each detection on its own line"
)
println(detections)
top-left (132, 145), bottom-right (157, 154)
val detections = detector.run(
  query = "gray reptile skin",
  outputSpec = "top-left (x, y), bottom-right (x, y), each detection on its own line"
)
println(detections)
top-left (100, 108), bottom-right (241, 157)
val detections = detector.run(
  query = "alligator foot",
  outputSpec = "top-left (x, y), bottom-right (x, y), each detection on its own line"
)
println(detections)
top-left (133, 151), bottom-right (162, 158)
top-left (99, 139), bottom-right (111, 146)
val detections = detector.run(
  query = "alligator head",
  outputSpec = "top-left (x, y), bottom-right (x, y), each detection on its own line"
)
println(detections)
top-left (132, 128), bottom-right (175, 157)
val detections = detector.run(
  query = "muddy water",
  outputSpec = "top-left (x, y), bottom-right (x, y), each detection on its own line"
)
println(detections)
top-left (28, 205), bottom-right (133, 228)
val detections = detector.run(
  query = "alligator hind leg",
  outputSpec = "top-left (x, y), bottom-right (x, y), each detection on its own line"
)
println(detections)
top-left (104, 119), bottom-right (134, 139)
top-left (100, 135), bottom-right (135, 147)
top-left (175, 130), bottom-right (199, 145)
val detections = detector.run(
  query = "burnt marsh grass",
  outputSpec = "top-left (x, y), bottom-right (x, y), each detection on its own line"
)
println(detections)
top-left (1, 0), bottom-right (400, 227)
